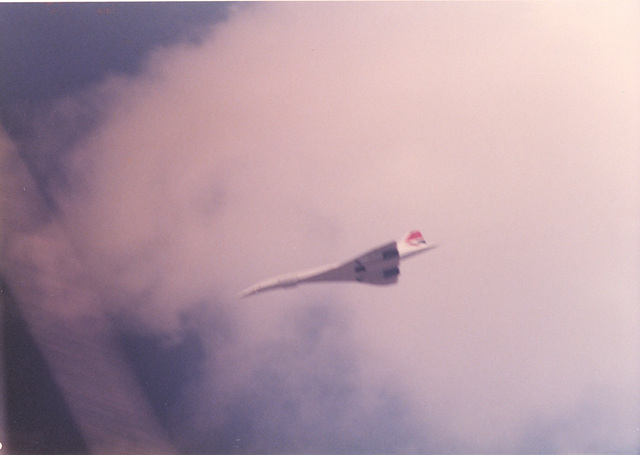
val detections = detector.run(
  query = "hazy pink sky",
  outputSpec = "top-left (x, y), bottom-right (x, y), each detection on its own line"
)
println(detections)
top-left (2, 2), bottom-right (639, 453)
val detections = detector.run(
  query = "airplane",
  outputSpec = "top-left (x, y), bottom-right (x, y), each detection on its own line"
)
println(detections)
top-left (239, 230), bottom-right (437, 297)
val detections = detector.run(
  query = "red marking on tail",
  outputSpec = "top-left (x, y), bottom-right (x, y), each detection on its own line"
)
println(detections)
top-left (405, 231), bottom-right (426, 245)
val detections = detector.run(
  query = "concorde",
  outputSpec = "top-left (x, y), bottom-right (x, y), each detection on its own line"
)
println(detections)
top-left (239, 231), bottom-right (437, 297)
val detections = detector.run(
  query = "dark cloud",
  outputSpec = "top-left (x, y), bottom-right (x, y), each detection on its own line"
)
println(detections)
top-left (117, 329), bottom-right (206, 434)
top-left (102, 300), bottom-right (437, 454)
top-left (175, 302), bottom-right (436, 454)
top-left (0, 2), bottom-right (231, 106)
top-left (0, 2), bottom-right (232, 213)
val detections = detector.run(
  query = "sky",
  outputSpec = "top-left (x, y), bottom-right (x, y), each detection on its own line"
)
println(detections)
top-left (1, 2), bottom-right (639, 454)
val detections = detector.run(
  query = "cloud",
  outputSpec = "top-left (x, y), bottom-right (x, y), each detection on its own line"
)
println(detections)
top-left (2, 2), bottom-right (639, 453)
top-left (0, 2), bottom-right (230, 105)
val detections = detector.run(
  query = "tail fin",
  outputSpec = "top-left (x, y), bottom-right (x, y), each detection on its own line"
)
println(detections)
top-left (402, 230), bottom-right (427, 247)
top-left (397, 230), bottom-right (435, 259)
